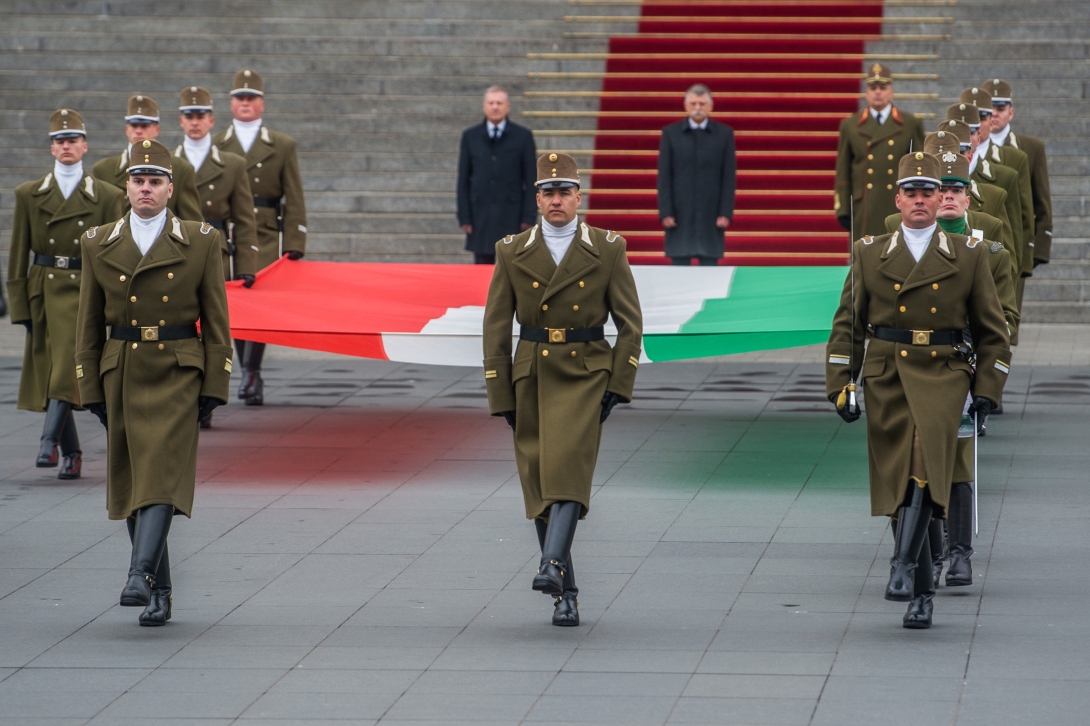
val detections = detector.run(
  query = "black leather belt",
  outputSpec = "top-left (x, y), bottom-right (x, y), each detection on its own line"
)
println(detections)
top-left (110, 324), bottom-right (198, 342)
top-left (33, 253), bottom-right (81, 270)
top-left (520, 326), bottom-right (605, 344)
top-left (203, 218), bottom-right (226, 230)
top-left (872, 326), bottom-right (963, 346)
top-left (253, 197), bottom-right (281, 210)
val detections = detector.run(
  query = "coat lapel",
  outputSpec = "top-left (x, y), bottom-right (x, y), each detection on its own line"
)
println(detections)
top-left (216, 126), bottom-right (246, 158)
top-left (49, 178), bottom-right (94, 224)
top-left (246, 127), bottom-right (275, 168)
top-left (31, 173), bottom-right (63, 218)
top-left (512, 225), bottom-right (556, 285)
top-left (135, 212), bottom-right (188, 276)
top-left (195, 146), bottom-right (225, 186)
top-left (541, 222), bottom-right (601, 303)
top-left (900, 230), bottom-right (958, 292)
top-left (97, 216), bottom-right (142, 276)
top-left (876, 231), bottom-right (915, 283)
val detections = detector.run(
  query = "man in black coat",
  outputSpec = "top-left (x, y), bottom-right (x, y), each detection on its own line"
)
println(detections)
top-left (457, 86), bottom-right (538, 264)
top-left (657, 84), bottom-right (737, 265)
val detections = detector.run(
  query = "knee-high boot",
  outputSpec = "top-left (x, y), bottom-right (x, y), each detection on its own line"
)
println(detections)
top-left (139, 541), bottom-right (172, 626)
top-left (532, 501), bottom-right (580, 595)
top-left (928, 519), bottom-right (946, 586)
top-left (235, 339), bottom-right (253, 400)
top-left (886, 483), bottom-right (933, 602)
top-left (904, 525), bottom-right (936, 628)
top-left (243, 342), bottom-right (266, 406)
top-left (946, 481), bottom-right (975, 586)
top-left (36, 399), bottom-right (71, 467)
top-left (57, 409), bottom-right (81, 480)
top-left (120, 504), bottom-right (173, 607)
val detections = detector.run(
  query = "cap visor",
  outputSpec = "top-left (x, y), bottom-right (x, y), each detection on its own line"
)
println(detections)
top-left (50, 131), bottom-right (85, 139)
top-left (179, 106), bottom-right (213, 113)
top-left (535, 179), bottom-right (579, 189)
top-left (127, 165), bottom-right (172, 177)
top-left (125, 115), bottom-right (160, 124)
top-left (230, 89), bottom-right (264, 97)
top-left (939, 178), bottom-right (970, 187)
top-left (898, 177), bottom-right (941, 189)
top-left (990, 98), bottom-right (1012, 104)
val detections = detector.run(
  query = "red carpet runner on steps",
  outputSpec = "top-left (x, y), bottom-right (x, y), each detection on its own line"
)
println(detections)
top-left (579, 0), bottom-right (887, 265)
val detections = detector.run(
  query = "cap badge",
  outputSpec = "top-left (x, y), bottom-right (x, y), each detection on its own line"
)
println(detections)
top-left (871, 63), bottom-right (881, 75)
top-left (190, 86), bottom-right (197, 92)
top-left (548, 153), bottom-right (558, 162)
top-left (937, 131), bottom-right (946, 138)
top-left (972, 87), bottom-right (979, 93)
top-left (136, 95), bottom-right (143, 101)
top-left (914, 152), bottom-right (924, 160)
top-left (60, 109), bottom-right (68, 116)
top-left (142, 140), bottom-right (152, 148)
top-left (942, 152), bottom-right (957, 163)
top-left (244, 70), bottom-right (252, 77)
top-left (959, 104), bottom-right (967, 110)
top-left (994, 78), bottom-right (1000, 84)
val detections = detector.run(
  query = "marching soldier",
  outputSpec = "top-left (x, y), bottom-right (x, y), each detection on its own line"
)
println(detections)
top-left (76, 139), bottom-right (232, 626)
top-left (213, 70), bottom-right (307, 406)
top-left (827, 151), bottom-right (1010, 629)
top-left (8, 109), bottom-right (124, 478)
top-left (985, 78), bottom-right (1053, 269)
top-left (483, 152), bottom-right (643, 627)
top-left (835, 63), bottom-right (926, 237)
top-left (92, 95), bottom-right (203, 223)
top-left (176, 86), bottom-right (258, 428)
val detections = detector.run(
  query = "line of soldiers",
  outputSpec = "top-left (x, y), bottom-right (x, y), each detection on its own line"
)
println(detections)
top-left (5, 71), bottom-right (306, 626)
top-left (830, 66), bottom-right (1045, 628)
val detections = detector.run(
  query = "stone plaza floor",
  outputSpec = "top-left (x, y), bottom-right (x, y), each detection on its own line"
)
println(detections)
top-left (0, 326), bottom-right (1088, 725)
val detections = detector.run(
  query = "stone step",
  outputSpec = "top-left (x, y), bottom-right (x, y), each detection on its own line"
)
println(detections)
top-left (5, 0), bottom-right (571, 19)
top-left (1021, 303), bottom-right (1090, 324)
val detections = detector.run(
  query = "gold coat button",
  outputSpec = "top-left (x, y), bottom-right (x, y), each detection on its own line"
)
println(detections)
top-left (579, 281), bottom-right (584, 288)
top-left (542, 304), bottom-right (548, 311)
top-left (573, 305), bottom-right (579, 311)
top-left (867, 154), bottom-right (874, 160)
top-left (931, 307), bottom-right (937, 314)
top-left (888, 139), bottom-right (895, 146)
top-left (48, 273), bottom-right (54, 279)
top-left (253, 177), bottom-right (259, 183)
top-left (159, 320), bottom-right (165, 326)
top-left (542, 349), bottom-right (548, 357)
top-left (77, 220), bottom-right (83, 226)
top-left (894, 284), bottom-right (901, 290)
top-left (158, 343), bottom-right (165, 350)
top-left (131, 319), bottom-right (137, 326)
top-left (168, 273), bottom-right (174, 279)
top-left (162, 296), bottom-right (169, 302)
top-left (901, 350), bottom-right (908, 357)
top-left (867, 183), bottom-right (873, 189)
top-left (132, 343), bottom-right (138, 349)
top-left (931, 351), bottom-right (937, 357)
top-left (256, 162), bottom-right (262, 168)
top-left (887, 169), bottom-right (894, 175)
top-left (888, 154), bottom-right (894, 160)
top-left (120, 275), bottom-right (126, 282)
top-left (208, 184), bottom-right (214, 190)
top-left (532, 282), bottom-right (539, 288)
top-left (867, 168), bottom-right (873, 175)
top-left (70, 273), bottom-right (76, 279)
top-left (932, 283), bottom-right (939, 290)
top-left (49, 238), bottom-right (55, 244)
top-left (899, 306), bottom-right (906, 312)
top-left (206, 201), bottom-right (213, 206)
top-left (130, 296), bottom-right (137, 302)
top-left (887, 184), bottom-right (893, 190)
top-left (571, 351), bottom-right (577, 357)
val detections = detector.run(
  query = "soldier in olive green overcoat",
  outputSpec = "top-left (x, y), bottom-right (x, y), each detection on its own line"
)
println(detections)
top-left (827, 152), bottom-right (1010, 629)
top-left (92, 95), bottom-right (203, 223)
top-left (8, 109), bottom-right (124, 479)
top-left (76, 140), bottom-right (232, 627)
top-left (484, 153), bottom-right (642, 627)
top-left (834, 64), bottom-right (926, 237)
top-left (213, 70), bottom-right (308, 406)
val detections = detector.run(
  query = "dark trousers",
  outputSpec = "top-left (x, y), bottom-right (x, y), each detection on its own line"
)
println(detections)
top-left (474, 253), bottom-right (496, 265)
top-left (671, 256), bottom-right (719, 266)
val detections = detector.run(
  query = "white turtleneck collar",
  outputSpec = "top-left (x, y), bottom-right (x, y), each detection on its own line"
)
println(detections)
top-left (233, 118), bottom-right (263, 153)
top-left (53, 160), bottom-right (84, 200)
top-left (541, 216), bottom-right (578, 265)
top-left (183, 133), bottom-right (212, 171)
top-left (130, 209), bottom-right (167, 256)
top-left (900, 222), bottom-right (936, 262)
top-left (991, 124), bottom-right (1011, 146)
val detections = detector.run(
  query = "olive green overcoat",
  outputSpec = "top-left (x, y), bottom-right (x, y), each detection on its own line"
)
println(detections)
top-left (174, 143), bottom-right (258, 280)
top-left (967, 181), bottom-right (1016, 275)
top-left (75, 211), bottom-right (232, 520)
top-left (483, 222), bottom-right (643, 519)
top-left (213, 124), bottom-right (307, 269)
top-left (826, 229), bottom-right (1011, 518)
top-left (92, 147), bottom-right (203, 223)
top-left (998, 130), bottom-right (1052, 261)
top-left (8, 172), bottom-right (124, 411)
top-left (972, 158), bottom-right (1031, 277)
top-left (834, 106), bottom-right (926, 237)
top-left (983, 142), bottom-right (1035, 271)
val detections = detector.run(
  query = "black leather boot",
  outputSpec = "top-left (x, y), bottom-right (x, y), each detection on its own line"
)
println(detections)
top-left (946, 481), bottom-right (974, 586)
top-left (533, 501), bottom-right (580, 595)
top-left (553, 558), bottom-right (580, 626)
top-left (139, 541), bottom-right (172, 627)
top-left (886, 483), bottom-right (933, 602)
top-left (235, 340), bottom-right (251, 400)
top-left (928, 519), bottom-right (946, 586)
top-left (120, 504), bottom-right (173, 607)
top-left (243, 342), bottom-right (266, 406)
top-left (36, 399), bottom-right (70, 467)
top-left (57, 409), bottom-right (81, 480)
top-left (904, 532), bottom-right (935, 629)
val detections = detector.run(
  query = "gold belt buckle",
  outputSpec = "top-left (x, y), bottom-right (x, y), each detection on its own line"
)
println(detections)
top-left (912, 330), bottom-right (932, 345)
top-left (547, 328), bottom-right (567, 344)
top-left (55, 256), bottom-right (69, 269)
top-left (141, 326), bottom-right (159, 341)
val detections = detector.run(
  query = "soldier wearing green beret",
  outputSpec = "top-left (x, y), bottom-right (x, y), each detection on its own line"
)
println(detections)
top-left (834, 63), bottom-right (926, 237)
top-left (483, 152), bottom-right (643, 627)
top-left (8, 109), bottom-right (125, 479)
top-left (76, 139), bottom-right (233, 627)
top-left (827, 151), bottom-right (1011, 629)
top-left (92, 95), bottom-right (203, 223)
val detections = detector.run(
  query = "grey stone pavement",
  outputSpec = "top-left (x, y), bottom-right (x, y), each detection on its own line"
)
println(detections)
top-left (1, 323), bottom-right (1089, 725)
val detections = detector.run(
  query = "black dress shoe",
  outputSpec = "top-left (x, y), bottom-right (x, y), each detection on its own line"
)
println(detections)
top-left (36, 438), bottom-right (59, 467)
top-left (533, 560), bottom-right (565, 595)
top-left (120, 573), bottom-right (153, 607)
top-left (139, 588), bottom-right (172, 626)
top-left (886, 485), bottom-right (932, 602)
top-left (237, 369), bottom-right (256, 400)
top-left (58, 451), bottom-right (81, 480)
top-left (244, 373), bottom-right (264, 406)
top-left (945, 482), bottom-right (974, 587)
top-left (903, 593), bottom-right (934, 629)
top-left (552, 593), bottom-right (579, 626)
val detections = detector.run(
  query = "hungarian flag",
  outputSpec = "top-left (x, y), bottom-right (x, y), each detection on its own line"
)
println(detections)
top-left (225, 258), bottom-right (846, 365)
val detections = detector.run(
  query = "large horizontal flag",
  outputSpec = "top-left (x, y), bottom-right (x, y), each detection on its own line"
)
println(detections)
top-left (225, 258), bottom-right (846, 366)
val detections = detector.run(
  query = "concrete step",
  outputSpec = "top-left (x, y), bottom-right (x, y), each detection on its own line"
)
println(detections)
top-left (1021, 303), bottom-right (1090, 324)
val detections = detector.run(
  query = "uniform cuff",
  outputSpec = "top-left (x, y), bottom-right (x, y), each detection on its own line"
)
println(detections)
top-left (483, 355), bottom-right (515, 414)
top-left (199, 343), bottom-right (234, 403)
top-left (74, 351), bottom-right (105, 405)
top-left (607, 344), bottom-right (641, 403)
top-left (6, 278), bottom-right (30, 323)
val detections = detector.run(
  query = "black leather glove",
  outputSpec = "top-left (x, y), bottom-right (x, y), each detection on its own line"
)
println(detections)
top-left (600, 392), bottom-right (621, 424)
top-left (86, 402), bottom-right (108, 429)
top-left (285, 250), bottom-right (304, 261)
top-left (17, 320), bottom-right (31, 334)
top-left (501, 411), bottom-right (516, 430)
top-left (968, 395), bottom-right (993, 420)
top-left (198, 396), bottom-right (222, 421)
top-left (837, 215), bottom-right (852, 232)
top-left (831, 393), bottom-right (861, 423)
top-left (1033, 258), bottom-right (1046, 269)
top-left (240, 274), bottom-right (256, 288)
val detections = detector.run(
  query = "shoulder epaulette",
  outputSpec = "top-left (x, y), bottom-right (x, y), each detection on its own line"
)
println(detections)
top-left (502, 234), bottom-right (514, 245)
top-left (861, 235), bottom-right (875, 245)
top-left (605, 230), bottom-right (620, 243)
top-left (200, 222), bottom-right (213, 235)
top-left (858, 108), bottom-right (869, 125)
top-left (966, 236), bottom-right (981, 249)
top-left (989, 240), bottom-right (1003, 254)
top-left (891, 107), bottom-right (902, 123)
top-left (86, 226), bottom-right (97, 239)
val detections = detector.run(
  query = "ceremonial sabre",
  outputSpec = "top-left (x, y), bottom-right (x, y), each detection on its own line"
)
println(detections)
top-left (973, 410), bottom-right (979, 535)
top-left (836, 196), bottom-right (860, 416)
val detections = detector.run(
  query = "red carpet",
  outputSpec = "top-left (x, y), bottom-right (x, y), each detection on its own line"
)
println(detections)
top-left (576, 0), bottom-right (892, 265)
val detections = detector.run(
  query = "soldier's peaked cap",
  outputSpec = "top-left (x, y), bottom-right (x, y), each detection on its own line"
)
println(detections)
top-left (935, 120), bottom-right (971, 149)
top-left (924, 134), bottom-right (970, 186)
top-left (125, 95), bottom-right (160, 124)
top-left (981, 78), bottom-right (1012, 104)
top-left (946, 102), bottom-right (981, 128)
top-left (960, 87), bottom-right (993, 115)
top-left (865, 63), bottom-right (892, 85)
top-left (536, 152), bottom-right (580, 189)
top-left (49, 108), bottom-right (86, 139)
top-left (231, 69), bottom-right (264, 96)
top-left (179, 86), bottom-right (213, 112)
top-left (127, 139), bottom-right (173, 177)
top-left (897, 151), bottom-right (941, 190)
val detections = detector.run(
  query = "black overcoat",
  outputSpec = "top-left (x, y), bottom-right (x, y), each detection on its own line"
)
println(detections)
top-left (456, 120), bottom-right (537, 254)
top-left (656, 119), bottom-right (737, 258)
